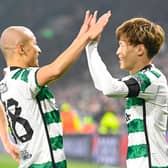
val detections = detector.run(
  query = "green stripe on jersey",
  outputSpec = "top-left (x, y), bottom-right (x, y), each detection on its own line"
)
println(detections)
top-left (152, 166), bottom-right (168, 168)
top-left (21, 69), bottom-right (30, 82)
top-left (29, 160), bottom-right (67, 168)
top-left (127, 144), bottom-right (148, 159)
top-left (36, 87), bottom-right (54, 100)
top-left (126, 97), bottom-right (143, 109)
top-left (150, 70), bottom-right (161, 78)
top-left (44, 110), bottom-right (61, 124)
top-left (128, 119), bottom-right (144, 133)
top-left (135, 72), bottom-right (151, 92)
top-left (12, 69), bottom-right (23, 79)
top-left (12, 69), bottom-right (30, 83)
top-left (50, 135), bottom-right (63, 150)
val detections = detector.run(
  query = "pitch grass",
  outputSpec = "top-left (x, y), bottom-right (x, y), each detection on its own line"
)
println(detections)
top-left (0, 155), bottom-right (99, 168)
top-left (0, 154), bottom-right (18, 167)
top-left (0, 154), bottom-right (121, 168)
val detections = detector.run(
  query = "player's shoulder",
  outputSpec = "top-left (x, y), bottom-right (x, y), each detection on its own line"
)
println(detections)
top-left (148, 64), bottom-right (166, 81)
top-left (136, 64), bottom-right (165, 79)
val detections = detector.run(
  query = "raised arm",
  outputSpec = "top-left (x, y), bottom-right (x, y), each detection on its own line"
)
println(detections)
top-left (86, 41), bottom-right (128, 98)
top-left (85, 11), bottom-right (129, 97)
top-left (37, 10), bottom-right (111, 86)
top-left (0, 101), bottom-right (20, 163)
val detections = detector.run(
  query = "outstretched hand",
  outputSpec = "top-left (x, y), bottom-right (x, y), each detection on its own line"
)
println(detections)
top-left (77, 10), bottom-right (111, 41)
top-left (87, 10), bottom-right (111, 41)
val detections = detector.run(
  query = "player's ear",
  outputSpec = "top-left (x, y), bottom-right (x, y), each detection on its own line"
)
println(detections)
top-left (16, 44), bottom-right (25, 55)
top-left (137, 44), bottom-right (145, 57)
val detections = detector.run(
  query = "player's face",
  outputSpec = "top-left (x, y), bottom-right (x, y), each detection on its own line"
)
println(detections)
top-left (23, 36), bottom-right (41, 67)
top-left (116, 40), bottom-right (139, 74)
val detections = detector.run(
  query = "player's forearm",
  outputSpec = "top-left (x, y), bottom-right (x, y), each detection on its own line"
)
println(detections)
top-left (86, 42), bottom-right (128, 98)
top-left (0, 103), bottom-right (11, 146)
top-left (0, 104), bottom-right (19, 163)
top-left (37, 34), bottom-right (90, 86)
top-left (51, 34), bottom-right (90, 75)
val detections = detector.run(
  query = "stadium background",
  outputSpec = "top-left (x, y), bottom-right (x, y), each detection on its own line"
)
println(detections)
top-left (0, 0), bottom-right (168, 168)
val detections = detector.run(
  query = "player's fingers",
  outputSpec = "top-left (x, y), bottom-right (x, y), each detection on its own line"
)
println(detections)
top-left (82, 10), bottom-right (92, 30)
top-left (86, 14), bottom-right (93, 26)
top-left (14, 156), bottom-right (19, 163)
top-left (15, 151), bottom-right (20, 162)
top-left (93, 10), bottom-right (98, 22)
top-left (91, 10), bottom-right (98, 26)
top-left (89, 13), bottom-right (93, 22)
top-left (11, 152), bottom-right (20, 163)
top-left (107, 10), bottom-right (111, 15)
top-left (84, 10), bottom-right (90, 23)
top-left (97, 10), bottom-right (111, 26)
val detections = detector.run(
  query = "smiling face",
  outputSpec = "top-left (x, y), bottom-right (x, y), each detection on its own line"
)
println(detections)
top-left (116, 39), bottom-right (139, 73)
top-left (114, 17), bottom-right (165, 75)
top-left (115, 17), bottom-right (165, 60)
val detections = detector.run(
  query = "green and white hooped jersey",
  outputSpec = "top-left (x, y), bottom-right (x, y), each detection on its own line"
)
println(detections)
top-left (86, 42), bottom-right (168, 168)
top-left (0, 67), bottom-right (66, 168)
top-left (122, 65), bottom-right (168, 168)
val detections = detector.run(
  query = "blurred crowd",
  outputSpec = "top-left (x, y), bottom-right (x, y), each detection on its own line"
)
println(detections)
top-left (54, 83), bottom-right (125, 135)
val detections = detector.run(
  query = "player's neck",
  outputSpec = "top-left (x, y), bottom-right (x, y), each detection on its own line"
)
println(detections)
top-left (6, 60), bottom-right (28, 68)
